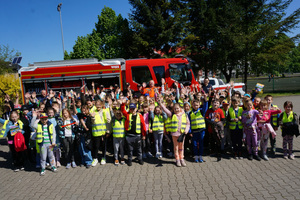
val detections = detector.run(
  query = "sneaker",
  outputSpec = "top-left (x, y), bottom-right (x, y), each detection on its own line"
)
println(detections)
top-left (71, 161), bottom-right (77, 168)
top-left (194, 156), bottom-right (199, 163)
top-left (51, 166), bottom-right (57, 172)
top-left (40, 169), bottom-right (45, 176)
top-left (248, 154), bottom-right (253, 161)
top-left (127, 160), bottom-right (132, 166)
top-left (253, 155), bottom-right (261, 161)
top-left (262, 154), bottom-right (269, 161)
top-left (92, 159), bottom-right (98, 167)
top-left (46, 162), bottom-right (50, 169)
top-left (56, 161), bottom-right (61, 168)
top-left (14, 168), bottom-right (20, 172)
top-left (120, 159), bottom-right (125, 165)
top-left (142, 153), bottom-right (147, 159)
top-left (20, 167), bottom-right (25, 171)
top-left (100, 158), bottom-right (106, 165)
top-left (199, 156), bottom-right (204, 163)
top-left (158, 153), bottom-right (162, 159)
top-left (66, 163), bottom-right (71, 169)
top-left (146, 152), bottom-right (153, 158)
top-left (156, 153), bottom-right (160, 158)
top-left (290, 154), bottom-right (295, 160)
top-left (283, 155), bottom-right (288, 159)
top-left (138, 160), bottom-right (144, 165)
top-left (180, 159), bottom-right (187, 167)
top-left (115, 160), bottom-right (119, 166)
top-left (176, 160), bottom-right (181, 167)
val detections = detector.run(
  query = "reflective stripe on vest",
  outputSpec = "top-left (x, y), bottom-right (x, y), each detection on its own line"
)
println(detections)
top-left (169, 113), bottom-right (187, 133)
top-left (36, 123), bottom-right (53, 144)
top-left (92, 111), bottom-right (106, 137)
top-left (152, 115), bottom-right (164, 131)
top-left (228, 107), bottom-right (243, 130)
top-left (128, 114), bottom-right (141, 134)
top-left (0, 120), bottom-right (9, 138)
top-left (178, 99), bottom-right (184, 107)
top-left (282, 111), bottom-right (293, 123)
top-left (165, 117), bottom-right (171, 132)
top-left (190, 111), bottom-right (205, 130)
top-left (113, 118), bottom-right (125, 138)
top-left (271, 105), bottom-right (279, 127)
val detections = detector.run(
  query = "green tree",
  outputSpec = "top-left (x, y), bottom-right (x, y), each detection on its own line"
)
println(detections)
top-left (287, 44), bottom-right (300, 73)
top-left (65, 6), bottom-right (135, 60)
top-left (0, 44), bottom-right (21, 74)
top-left (129, 0), bottom-right (186, 58)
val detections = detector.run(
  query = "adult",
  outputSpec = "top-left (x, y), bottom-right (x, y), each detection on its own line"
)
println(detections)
top-left (201, 77), bottom-right (213, 94)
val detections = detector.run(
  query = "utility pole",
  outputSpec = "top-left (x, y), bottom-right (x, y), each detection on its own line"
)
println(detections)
top-left (57, 3), bottom-right (65, 58)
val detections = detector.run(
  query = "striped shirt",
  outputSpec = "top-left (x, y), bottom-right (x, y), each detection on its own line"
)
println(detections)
top-left (43, 125), bottom-right (51, 144)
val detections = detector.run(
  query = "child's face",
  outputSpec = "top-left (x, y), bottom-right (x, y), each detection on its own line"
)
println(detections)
top-left (87, 101), bottom-right (93, 109)
top-left (154, 107), bottom-right (161, 115)
top-left (96, 102), bottom-right (102, 111)
top-left (254, 98), bottom-right (261, 106)
top-left (23, 110), bottom-right (29, 115)
top-left (173, 105), bottom-right (181, 114)
top-left (52, 104), bottom-right (59, 112)
top-left (192, 102), bottom-right (200, 111)
top-left (143, 106), bottom-right (149, 113)
top-left (40, 118), bottom-right (48, 125)
top-left (63, 110), bottom-right (70, 119)
top-left (47, 110), bottom-right (55, 118)
top-left (39, 104), bottom-right (45, 111)
top-left (232, 101), bottom-right (239, 108)
top-left (260, 104), bottom-right (268, 111)
top-left (11, 113), bottom-right (19, 122)
top-left (76, 101), bottom-right (81, 108)
top-left (115, 111), bottom-right (122, 120)
top-left (213, 101), bottom-right (220, 110)
top-left (247, 102), bottom-right (253, 111)
top-left (82, 108), bottom-right (89, 115)
top-left (285, 105), bottom-right (292, 113)
top-left (184, 104), bottom-right (191, 112)
top-left (266, 97), bottom-right (272, 106)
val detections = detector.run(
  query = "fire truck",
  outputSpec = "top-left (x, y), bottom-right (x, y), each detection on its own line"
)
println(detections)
top-left (19, 57), bottom-right (199, 101)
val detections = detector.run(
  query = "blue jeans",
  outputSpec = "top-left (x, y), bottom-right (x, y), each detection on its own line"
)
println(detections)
top-left (192, 130), bottom-right (205, 156)
top-left (79, 135), bottom-right (93, 166)
top-left (153, 131), bottom-right (163, 154)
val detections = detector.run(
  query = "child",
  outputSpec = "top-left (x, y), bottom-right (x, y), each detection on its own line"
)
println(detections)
top-left (32, 112), bottom-right (57, 175)
top-left (189, 97), bottom-right (208, 163)
top-left (149, 106), bottom-right (167, 158)
top-left (221, 100), bottom-right (231, 154)
top-left (279, 101), bottom-right (299, 159)
top-left (141, 103), bottom-right (153, 158)
top-left (47, 108), bottom-right (61, 167)
top-left (60, 108), bottom-right (77, 169)
top-left (205, 99), bottom-right (225, 161)
top-left (253, 97), bottom-right (261, 110)
top-left (0, 111), bottom-right (25, 171)
top-left (257, 100), bottom-right (281, 161)
top-left (160, 101), bottom-right (190, 167)
top-left (77, 105), bottom-right (93, 168)
top-left (265, 95), bottom-right (280, 155)
top-left (111, 109), bottom-right (126, 165)
top-left (228, 97), bottom-right (243, 159)
top-left (241, 100), bottom-right (261, 161)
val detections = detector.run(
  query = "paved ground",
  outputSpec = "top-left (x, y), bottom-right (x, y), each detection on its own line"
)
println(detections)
top-left (0, 96), bottom-right (299, 200)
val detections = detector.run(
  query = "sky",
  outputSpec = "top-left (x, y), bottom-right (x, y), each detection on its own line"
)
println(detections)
top-left (1, 0), bottom-right (300, 68)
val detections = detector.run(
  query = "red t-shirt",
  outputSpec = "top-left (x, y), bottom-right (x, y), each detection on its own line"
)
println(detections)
top-left (205, 108), bottom-right (225, 133)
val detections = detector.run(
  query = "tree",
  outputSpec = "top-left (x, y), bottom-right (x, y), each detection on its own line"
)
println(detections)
top-left (287, 44), bottom-right (300, 73)
top-left (0, 44), bottom-right (21, 74)
top-left (129, 0), bottom-right (186, 57)
top-left (65, 6), bottom-right (135, 60)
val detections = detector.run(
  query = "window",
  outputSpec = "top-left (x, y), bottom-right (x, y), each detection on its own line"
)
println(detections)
top-left (153, 66), bottom-right (165, 85)
top-left (169, 63), bottom-right (189, 82)
top-left (209, 80), bottom-right (216, 85)
top-left (131, 66), bottom-right (152, 84)
top-left (218, 79), bottom-right (225, 85)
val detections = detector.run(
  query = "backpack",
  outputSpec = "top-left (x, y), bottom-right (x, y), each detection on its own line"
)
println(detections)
top-left (14, 132), bottom-right (27, 152)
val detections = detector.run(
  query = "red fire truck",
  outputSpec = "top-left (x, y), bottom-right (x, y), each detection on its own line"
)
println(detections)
top-left (19, 57), bottom-right (199, 101)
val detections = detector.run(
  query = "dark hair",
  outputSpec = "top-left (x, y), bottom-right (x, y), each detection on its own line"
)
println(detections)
top-left (264, 94), bottom-right (273, 100)
top-left (283, 101), bottom-right (293, 109)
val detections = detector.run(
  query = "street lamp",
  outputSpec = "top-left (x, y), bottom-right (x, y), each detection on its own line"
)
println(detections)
top-left (57, 3), bottom-right (65, 58)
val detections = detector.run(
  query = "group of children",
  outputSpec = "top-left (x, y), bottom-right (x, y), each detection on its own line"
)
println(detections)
top-left (0, 78), bottom-right (299, 175)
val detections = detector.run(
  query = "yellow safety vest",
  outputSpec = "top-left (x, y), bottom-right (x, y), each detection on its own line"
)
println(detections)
top-left (169, 113), bottom-right (187, 133)
top-left (113, 118), bottom-right (125, 138)
top-left (178, 99), bottom-right (184, 107)
top-left (128, 114), bottom-right (141, 134)
top-left (190, 111), bottom-right (205, 130)
top-left (89, 105), bottom-right (97, 114)
top-left (282, 111), bottom-right (294, 123)
top-left (271, 105), bottom-right (279, 127)
top-left (165, 117), bottom-right (171, 132)
top-left (0, 120), bottom-right (23, 138)
top-left (92, 111), bottom-right (107, 137)
top-left (36, 123), bottom-right (53, 144)
top-left (152, 115), bottom-right (164, 132)
top-left (228, 107), bottom-right (243, 130)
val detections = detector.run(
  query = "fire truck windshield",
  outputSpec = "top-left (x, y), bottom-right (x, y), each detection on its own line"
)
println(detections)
top-left (169, 63), bottom-right (190, 82)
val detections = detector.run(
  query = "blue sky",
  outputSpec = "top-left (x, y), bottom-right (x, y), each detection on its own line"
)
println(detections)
top-left (1, 0), bottom-right (299, 68)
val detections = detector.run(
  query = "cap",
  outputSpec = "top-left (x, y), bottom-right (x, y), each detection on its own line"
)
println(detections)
top-left (129, 103), bottom-right (136, 109)
top-left (244, 94), bottom-right (251, 98)
top-left (14, 104), bottom-right (22, 110)
top-left (40, 113), bottom-right (48, 118)
top-left (144, 93), bottom-right (149, 97)
top-left (21, 105), bottom-right (30, 111)
top-left (184, 102), bottom-right (191, 107)
top-left (222, 100), bottom-right (229, 105)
